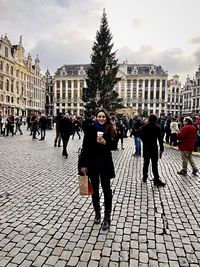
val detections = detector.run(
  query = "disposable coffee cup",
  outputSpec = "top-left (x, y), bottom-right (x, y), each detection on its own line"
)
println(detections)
top-left (97, 131), bottom-right (104, 137)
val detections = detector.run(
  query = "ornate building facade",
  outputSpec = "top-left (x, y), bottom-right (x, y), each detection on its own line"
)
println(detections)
top-left (192, 66), bottom-right (200, 114)
top-left (182, 76), bottom-right (194, 115)
top-left (0, 34), bottom-right (45, 117)
top-left (54, 62), bottom-right (168, 116)
top-left (167, 75), bottom-right (183, 116)
top-left (44, 69), bottom-right (54, 116)
top-left (54, 65), bottom-right (88, 116)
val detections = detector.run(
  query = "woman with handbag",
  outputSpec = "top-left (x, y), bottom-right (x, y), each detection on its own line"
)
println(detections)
top-left (78, 109), bottom-right (117, 231)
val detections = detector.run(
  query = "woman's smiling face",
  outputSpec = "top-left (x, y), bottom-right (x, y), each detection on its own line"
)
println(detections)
top-left (97, 111), bottom-right (107, 125)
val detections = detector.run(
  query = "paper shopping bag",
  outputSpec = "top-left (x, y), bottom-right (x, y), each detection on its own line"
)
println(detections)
top-left (78, 175), bottom-right (93, 195)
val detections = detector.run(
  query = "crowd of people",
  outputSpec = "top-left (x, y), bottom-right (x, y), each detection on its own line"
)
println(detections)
top-left (1, 110), bottom-right (199, 231)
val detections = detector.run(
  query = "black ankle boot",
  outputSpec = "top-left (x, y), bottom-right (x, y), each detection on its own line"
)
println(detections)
top-left (102, 216), bottom-right (110, 230)
top-left (94, 212), bottom-right (101, 224)
top-left (102, 189), bottom-right (112, 231)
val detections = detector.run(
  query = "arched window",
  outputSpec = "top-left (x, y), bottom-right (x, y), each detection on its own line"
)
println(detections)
top-left (11, 97), bottom-right (14, 103)
top-left (6, 95), bottom-right (10, 102)
top-left (6, 64), bottom-right (9, 74)
top-left (0, 75), bottom-right (3, 90)
top-left (0, 61), bottom-right (3, 71)
top-left (6, 79), bottom-right (9, 91)
top-left (0, 94), bottom-right (3, 102)
top-left (10, 66), bottom-right (14, 75)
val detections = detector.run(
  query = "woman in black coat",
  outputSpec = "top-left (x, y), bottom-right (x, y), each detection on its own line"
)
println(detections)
top-left (79, 109), bottom-right (117, 230)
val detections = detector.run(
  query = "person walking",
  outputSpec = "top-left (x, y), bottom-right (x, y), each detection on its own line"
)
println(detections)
top-left (59, 113), bottom-right (73, 157)
top-left (176, 117), bottom-right (198, 176)
top-left (14, 116), bottom-right (23, 135)
top-left (164, 114), bottom-right (172, 143)
top-left (116, 119), bottom-right (125, 150)
top-left (170, 117), bottom-right (179, 146)
top-left (78, 109), bottom-right (117, 230)
top-left (72, 117), bottom-right (81, 140)
top-left (39, 114), bottom-right (47, 140)
top-left (132, 115), bottom-right (143, 156)
top-left (140, 114), bottom-right (165, 186)
top-left (54, 112), bottom-right (63, 147)
top-left (6, 114), bottom-right (14, 136)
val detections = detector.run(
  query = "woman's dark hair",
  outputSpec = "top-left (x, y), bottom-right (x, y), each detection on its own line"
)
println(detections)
top-left (95, 109), bottom-right (111, 124)
top-left (96, 109), bottom-right (116, 139)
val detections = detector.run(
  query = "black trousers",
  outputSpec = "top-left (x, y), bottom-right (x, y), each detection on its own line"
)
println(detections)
top-left (61, 135), bottom-right (70, 155)
top-left (90, 171), bottom-right (111, 214)
top-left (143, 151), bottom-right (159, 181)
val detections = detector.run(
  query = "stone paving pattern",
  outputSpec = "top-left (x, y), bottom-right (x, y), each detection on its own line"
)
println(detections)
top-left (0, 127), bottom-right (200, 267)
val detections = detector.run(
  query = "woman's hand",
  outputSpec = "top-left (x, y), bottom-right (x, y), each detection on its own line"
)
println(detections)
top-left (97, 136), bottom-right (106, 145)
top-left (80, 167), bottom-right (88, 175)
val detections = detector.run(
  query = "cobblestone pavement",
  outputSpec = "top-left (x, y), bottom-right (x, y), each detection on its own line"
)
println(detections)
top-left (0, 127), bottom-right (200, 267)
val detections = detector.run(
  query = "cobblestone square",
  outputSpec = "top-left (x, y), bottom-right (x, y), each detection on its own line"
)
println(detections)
top-left (0, 127), bottom-right (200, 266)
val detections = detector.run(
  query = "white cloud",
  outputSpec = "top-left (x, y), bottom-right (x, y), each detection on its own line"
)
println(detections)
top-left (117, 45), bottom-right (199, 82)
top-left (132, 18), bottom-right (143, 29)
top-left (1, 0), bottom-right (200, 83)
top-left (190, 36), bottom-right (200, 44)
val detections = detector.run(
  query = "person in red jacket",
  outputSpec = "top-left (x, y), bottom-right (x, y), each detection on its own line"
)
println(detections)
top-left (176, 117), bottom-right (198, 175)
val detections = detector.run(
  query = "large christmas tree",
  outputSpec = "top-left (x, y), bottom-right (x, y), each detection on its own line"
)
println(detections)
top-left (83, 10), bottom-right (122, 115)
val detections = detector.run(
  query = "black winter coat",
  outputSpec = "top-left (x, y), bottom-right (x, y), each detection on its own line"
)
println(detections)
top-left (78, 123), bottom-right (116, 179)
top-left (59, 117), bottom-right (73, 137)
top-left (140, 122), bottom-right (164, 156)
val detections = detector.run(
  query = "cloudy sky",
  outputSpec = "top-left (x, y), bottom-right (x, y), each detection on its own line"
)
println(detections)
top-left (1, 0), bottom-right (200, 82)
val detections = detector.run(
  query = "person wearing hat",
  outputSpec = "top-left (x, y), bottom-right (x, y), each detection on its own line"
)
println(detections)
top-left (176, 117), bottom-right (198, 175)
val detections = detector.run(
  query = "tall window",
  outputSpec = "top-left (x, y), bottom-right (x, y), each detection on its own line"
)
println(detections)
top-left (145, 79), bottom-right (148, 89)
top-left (0, 75), bottom-right (3, 90)
top-left (68, 90), bottom-right (72, 99)
top-left (62, 80), bottom-right (66, 89)
top-left (0, 61), bottom-right (3, 71)
top-left (68, 80), bottom-right (72, 88)
top-left (16, 81), bottom-right (19, 94)
top-left (133, 79), bottom-right (137, 88)
top-left (56, 90), bottom-right (60, 99)
top-left (139, 79), bottom-right (143, 88)
top-left (6, 64), bottom-right (9, 74)
top-left (56, 81), bottom-right (60, 88)
top-left (10, 66), bottom-right (14, 75)
top-left (74, 90), bottom-right (78, 99)
top-left (80, 80), bottom-right (84, 88)
top-left (150, 79), bottom-right (154, 89)
top-left (6, 95), bottom-right (10, 102)
top-left (62, 89), bottom-right (66, 99)
top-left (6, 79), bottom-right (9, 91)
top-left (74, 80), bottom-right (77, 88)
top-left (5, 47), bottom-right (8, 58)
top-left (11, 80), bottom-right (14, 93)
top-left (156, 79), bottom-right (160, 89)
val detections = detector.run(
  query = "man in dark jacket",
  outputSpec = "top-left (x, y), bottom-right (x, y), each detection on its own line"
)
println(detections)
top-left (59, 113), bottom-right (73, 157)
top-left (140, 114), bottom-right (165, 186)
top-left (39, 114), bottom-right (47, 140)
top-left (131, 115), bottom-right (143, 156)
